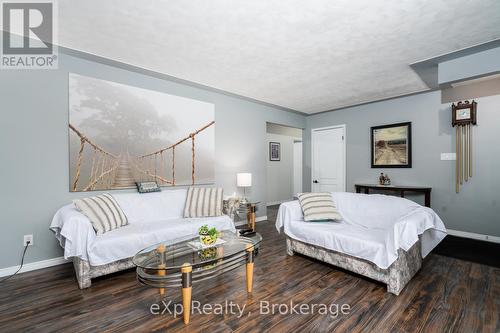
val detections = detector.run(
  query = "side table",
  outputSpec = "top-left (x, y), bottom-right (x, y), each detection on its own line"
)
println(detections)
top-left (238, 201), bottom-right (260, 231)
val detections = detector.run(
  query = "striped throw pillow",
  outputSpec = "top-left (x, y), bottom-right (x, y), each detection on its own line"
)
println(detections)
top-left (297, 192), bottom-right (342, 222)
top-left (73, 193), bottom-right (128, 235)
top-left (184, 187), bottom-right (224, 218)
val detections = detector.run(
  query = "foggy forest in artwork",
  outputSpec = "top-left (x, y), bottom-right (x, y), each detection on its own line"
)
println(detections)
top-left (69, 73), bottom-right (215, 192)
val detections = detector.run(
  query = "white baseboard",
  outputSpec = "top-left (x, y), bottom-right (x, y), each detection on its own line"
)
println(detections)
top-left (1, 226), bottom-right (496, 278)
top-left (0, 216), bottom-right (269, 277)
top-left (0, 256), bottom-right (69, 278)
top-left (234, 215), bottom-right (268, 227)
top-left (256, 216), bottom-right (268, 222)
top-left (447, 229), bottom-right (500, 244)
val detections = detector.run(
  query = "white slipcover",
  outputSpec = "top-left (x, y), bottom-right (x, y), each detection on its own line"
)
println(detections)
top-left (276, 192), bottom-right (447, 269)
top-left (50, 189), bottom-right (236, 266)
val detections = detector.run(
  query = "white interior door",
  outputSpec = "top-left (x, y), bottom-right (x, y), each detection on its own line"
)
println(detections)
top-left (311, 125), bottom-right (345, 192)
top-left (293, 141), bottom-right (303, 195)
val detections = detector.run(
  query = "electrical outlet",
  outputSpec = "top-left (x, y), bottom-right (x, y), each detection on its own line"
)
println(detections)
top-left (23, 234), bottom-right (33, 246)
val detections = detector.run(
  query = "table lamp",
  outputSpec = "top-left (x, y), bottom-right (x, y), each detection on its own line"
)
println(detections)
top-left (237, 173), bottom-right (252, 204)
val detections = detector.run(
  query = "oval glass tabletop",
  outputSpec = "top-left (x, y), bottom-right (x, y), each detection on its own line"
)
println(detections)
top-left (133, 230), bottom-right (262, 325)
top-left (133, 230), bottom-right (262, 271)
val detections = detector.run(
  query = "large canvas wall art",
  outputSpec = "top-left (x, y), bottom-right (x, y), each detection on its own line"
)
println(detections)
top-left (371, 122), bottom-right (412, 168)
top-left (69, 73), bottom-right (215, 192)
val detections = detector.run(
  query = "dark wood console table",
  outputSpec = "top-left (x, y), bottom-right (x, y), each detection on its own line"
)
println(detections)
top-left (355, 184), bottom-right (432, 207)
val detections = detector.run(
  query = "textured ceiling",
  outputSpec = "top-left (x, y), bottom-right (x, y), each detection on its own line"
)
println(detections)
top-left (58, 0), bottom-right (500, 114)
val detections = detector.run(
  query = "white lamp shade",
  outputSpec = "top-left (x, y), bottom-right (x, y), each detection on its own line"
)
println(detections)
top-left (237, 173), bottom-right (252, 187)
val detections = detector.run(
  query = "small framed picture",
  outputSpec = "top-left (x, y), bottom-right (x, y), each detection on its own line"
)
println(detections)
top-left (371, 122), bottom-right (412, 168)
top-left (269, 142), bottom-right (281, 161)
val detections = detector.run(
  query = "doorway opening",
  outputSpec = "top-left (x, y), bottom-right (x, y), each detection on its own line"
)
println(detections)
top-left (266, 122), bottom-right (303, 220)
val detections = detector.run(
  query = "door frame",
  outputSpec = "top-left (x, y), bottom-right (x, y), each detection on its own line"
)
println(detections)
top-left (311, 124), bottom-right (347, 192)
top-left (293, 139), bottom-right (303, 195)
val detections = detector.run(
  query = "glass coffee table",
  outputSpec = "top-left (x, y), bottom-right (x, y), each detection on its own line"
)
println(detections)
top-left (133, 230), bottom-right (262, 325)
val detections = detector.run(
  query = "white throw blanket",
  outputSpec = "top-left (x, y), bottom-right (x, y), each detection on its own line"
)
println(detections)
top-left (50, 197), bottom-right (236, 266)
top-left (276, 192), bottom-right (447, 269)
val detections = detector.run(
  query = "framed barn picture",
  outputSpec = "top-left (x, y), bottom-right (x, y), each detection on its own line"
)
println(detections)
top-left (269, 142), bottom-right (281, 161)
top-left (371, 122), bottom-right (412, 168)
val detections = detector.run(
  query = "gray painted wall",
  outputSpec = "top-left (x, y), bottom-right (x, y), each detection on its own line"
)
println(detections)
top-left (304, 90), bottom-right (500, 237)
top-left (266, 122), bottom-right (303, 137)
top-left (439, 46), bottom-right (500, 85)
top-left (0, 52), bottom-right (305, 269)
top-left (441, 76), bottom-right (500, 103)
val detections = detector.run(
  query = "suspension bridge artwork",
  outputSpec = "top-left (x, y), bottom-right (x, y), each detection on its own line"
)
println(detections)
top-left (69, 73), bottom-right (215, 192)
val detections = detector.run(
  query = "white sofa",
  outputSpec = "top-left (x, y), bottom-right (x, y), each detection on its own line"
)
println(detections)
top-left (50, 189), bottom-right (236, 289)
top-left (276, 192), bottom-right (447, 295)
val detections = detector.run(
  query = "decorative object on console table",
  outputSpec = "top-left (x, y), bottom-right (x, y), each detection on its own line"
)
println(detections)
top-left (378, 173), bottom-right (390, 185)
top-left (269, 142), bottom-right (281, 161)
top-left (379, 173), bottom-right (385, 185)
top-left (237, 173), bottom-right (252, 204)
top-left (371, 122), bottom-right (412, 168)
top-left (452, 100), bottom-right (477, 194)
top-left (355, 184), bottom-right (431, 207)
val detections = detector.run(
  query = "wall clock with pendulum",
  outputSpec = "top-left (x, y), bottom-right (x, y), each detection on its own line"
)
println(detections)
top-left (452, 100), bottom-right (477, 193)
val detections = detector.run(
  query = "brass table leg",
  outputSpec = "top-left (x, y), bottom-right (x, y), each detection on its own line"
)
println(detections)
top-left (246, 245), bottom-right (254, 293)
top-left (247, 211), bottom-right (251, 229)
top-left (247, 204), bottom-right (257, 231)
top-left (158, 264), bottom-right (166, 297)
top-left (157, 245), bottom-right (166, 297)
top-left (181, 263), bottom-right (192, 325)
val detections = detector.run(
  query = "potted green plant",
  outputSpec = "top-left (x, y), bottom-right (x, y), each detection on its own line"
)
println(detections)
top-left (198, 225), bottom-right (219, 245)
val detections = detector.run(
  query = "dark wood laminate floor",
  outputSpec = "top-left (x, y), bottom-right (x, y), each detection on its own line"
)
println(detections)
top-left (0, 216), bottom-right (499, 333)
top-left (434, 235), bottom-right (500, 268)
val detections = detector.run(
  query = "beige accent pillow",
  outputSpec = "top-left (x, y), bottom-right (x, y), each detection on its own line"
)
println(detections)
top-left (184, 187), bottom-right (224, 218)
top-left (297, 192), bottom-right (342, 222)
top-left (73, 193), bottom-right (128, 234)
